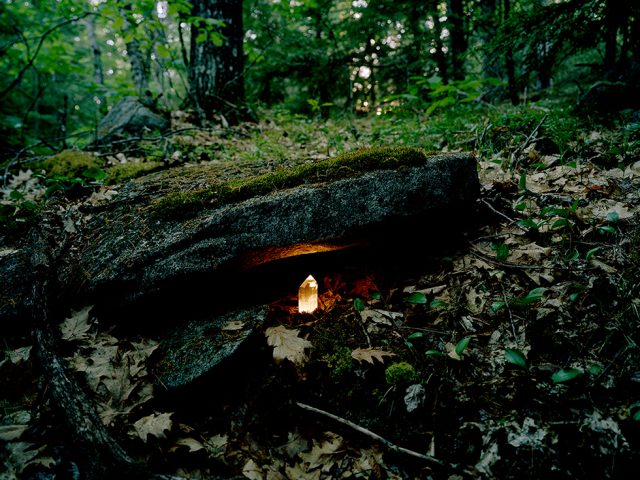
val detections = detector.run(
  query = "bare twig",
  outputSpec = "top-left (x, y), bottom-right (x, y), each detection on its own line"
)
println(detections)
top-left (395, 325), bottom-right (450, 335)
top-left (468, 246), bottom-right (566, 271)
top-left (296, 401), bottom-right (445, 467)
top-left (480, 198), bottom-right (521, 227)
top-left (500, 281), bottom-right (518, 342)
top-left (511, 114), bottom-right (548, 167)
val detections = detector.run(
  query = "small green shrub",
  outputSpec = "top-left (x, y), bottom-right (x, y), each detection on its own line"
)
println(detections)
top-left (385, 361), bottom-right (418, 386)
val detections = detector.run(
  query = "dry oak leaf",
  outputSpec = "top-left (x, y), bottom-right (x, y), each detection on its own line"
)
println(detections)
top-left (351, 348), bottom-right (396, 364)
top-left (265, 326), bottom-right (312, 366)
top-left (133, 412), bottom-right (173, 442)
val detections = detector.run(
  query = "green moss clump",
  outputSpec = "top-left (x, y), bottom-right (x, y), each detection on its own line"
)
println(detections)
top-left (106, 161), bottom-right (163, 185)
top-left (152, 146), bottom-right (430, 219)
top-left (323, 347), bottom-right (354, 380)
top-left (385, 361), bottom-right (418, 386)
top-left (39, 150), bottom-right (101, 178)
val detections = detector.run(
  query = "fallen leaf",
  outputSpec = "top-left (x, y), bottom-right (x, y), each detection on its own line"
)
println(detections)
top-left (590, 259), bottom-right (617, 274)
top-left (0, 424), bottom-right (29, 441)
top-left (242, 458), bottom-right (264, 480)
top-left (4, 346), bottom-right (32, 365)
top-left (222, 320), bottom-right (246, 331)
top-left (265, 326), bottom-right (312, 366)
top-left (299, 432), bottom-right (342, 470)
top-left (285, 430), bottom-right (309, 459)
top-left (59, 305), bottom-right (94, 341)
top-left (171, 437), bottom-right (205, 453)
top-left (88, 188), bottom-right (118, 206)
top-left (404, 383), bottom-right (426, 412)
top-left (133, 412), bottom-right (173, 442)
top-left (589, 200), bottom-right (634, 220)
top-left (204, 434), bottom-right (228, 458)
top-left (63, 217), bottom-right (77, 233)
top-left (284, 464), bottom-right (321, 480)
top-left (360, 308), bottom-right (403, 325)
top-left (351, 348), bottom-right (396, 364)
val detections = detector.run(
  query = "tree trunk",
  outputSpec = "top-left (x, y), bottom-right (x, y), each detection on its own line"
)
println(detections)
top-left (429, 0), bottom-right (449, 84)
top-left (86, 16), bottom-right (106, 116)
top-left (188, 0), bottom-right (246, 125)
top-left (604, 0), bottom-right (620, 70)
top-left (127, 38), bottom-right (151, 100)
top-left (86, 16), bottom-right (104, 87)
top-left (448, 0), bottom-right (466, 81)
top-left (504, 0), bottom-right (519, 105)
top-left (479, 0), bottom-right (501, 79)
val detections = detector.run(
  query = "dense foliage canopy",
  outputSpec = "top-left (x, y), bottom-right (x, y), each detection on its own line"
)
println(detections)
top-left (1, 0), bottom-right (638, 155)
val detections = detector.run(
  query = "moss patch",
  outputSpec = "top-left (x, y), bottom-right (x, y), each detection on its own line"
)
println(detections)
top-left (39, 150), bottom-right (101, 178)
top-left (152, 146), bottom-right (432, 219)
top-left (106, 161), bottom-right (163, 185)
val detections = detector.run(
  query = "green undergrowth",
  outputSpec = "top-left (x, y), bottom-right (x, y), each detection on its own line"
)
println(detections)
top-left (152, 146), bottom-right (434, 220)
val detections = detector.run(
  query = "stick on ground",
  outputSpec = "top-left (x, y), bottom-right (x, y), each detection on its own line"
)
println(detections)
top-left (295, 401), bottom-right (445, 467)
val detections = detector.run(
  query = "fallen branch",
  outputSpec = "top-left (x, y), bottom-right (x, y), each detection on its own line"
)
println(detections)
top-left (295, 401), bottom-right (445, 467)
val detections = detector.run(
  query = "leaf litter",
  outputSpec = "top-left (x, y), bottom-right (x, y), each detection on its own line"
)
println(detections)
top-left (2, 113), bottom-right (640, 478)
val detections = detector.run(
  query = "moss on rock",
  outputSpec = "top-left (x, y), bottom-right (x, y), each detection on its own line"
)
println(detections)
top-left (106, 161), bottom-right (163, 185)
top-left (152, 146), bottom-right (432, 219)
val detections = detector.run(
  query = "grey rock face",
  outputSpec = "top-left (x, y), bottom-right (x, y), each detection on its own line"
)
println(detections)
top-left (95, 96), bottom-right (169, 142)
top-left (153, 306), bottom-right (265, 388)
top-left (76, 152), bottom-right (479, 308)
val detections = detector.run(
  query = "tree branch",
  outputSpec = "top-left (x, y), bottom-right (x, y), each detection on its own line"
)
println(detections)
top-left (0, 12), bottom-right (93, 101)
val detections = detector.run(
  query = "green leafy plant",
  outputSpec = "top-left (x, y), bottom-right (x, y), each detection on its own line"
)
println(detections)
top-left (405, 292), bottom-right (427, 304)
top-left (551, 367), bottom-right (582, 383)
top-left (455, 337), bottom-right (471, 356)
top-left (505, 348), bottom-right (527, 368)
top-left (492, 242), bottom-right (510, 261)
top-left (492, 287), bottom-right (546, 312)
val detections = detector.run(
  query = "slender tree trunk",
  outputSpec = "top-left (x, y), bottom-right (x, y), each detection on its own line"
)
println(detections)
top-left (188, 0), bottom-right (245, 125)
top-left (604, 0), bottom-right (620, 70)
top-left (86, 17), bottom-right (104, 86)
top-left (86, 16), bottom-right (106, 117)
top-left (631, 6), bottom-right (640, 63)
top-left (406, 1), bottom-right (425, 82)
top-left (127, 38), bottom-right (151, 99)
top-left (58, 94), bottom-right (68, 149)
top-left (448, 0), bottom-right (466, 81)
top-left (479, 0), bottom-right (500, 79)
top-left (504, 0), bottom-right (519, 105)
top-left (429, 0), bottom-right (449, 84)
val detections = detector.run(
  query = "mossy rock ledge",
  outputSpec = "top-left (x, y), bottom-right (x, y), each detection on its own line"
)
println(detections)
top-left (3, 148), bottom-right (479, 329)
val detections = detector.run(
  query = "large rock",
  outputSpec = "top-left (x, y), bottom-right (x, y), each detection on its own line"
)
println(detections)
top-left (76, 150), bottom-right (478, 311)
top-left (95, 96), bottom-right (169, 142)
top-left (2, 148), bottom-right (479, 329)
top-left (1, 147), bottom-right (479, 386)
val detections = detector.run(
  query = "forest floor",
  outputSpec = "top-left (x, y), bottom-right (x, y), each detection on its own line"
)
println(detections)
top-left (1, 99), bottom-right (640, 479)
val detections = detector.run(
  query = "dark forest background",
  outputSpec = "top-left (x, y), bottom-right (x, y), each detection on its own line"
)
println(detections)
top-left (1, 0), bottom-right (639, 155)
